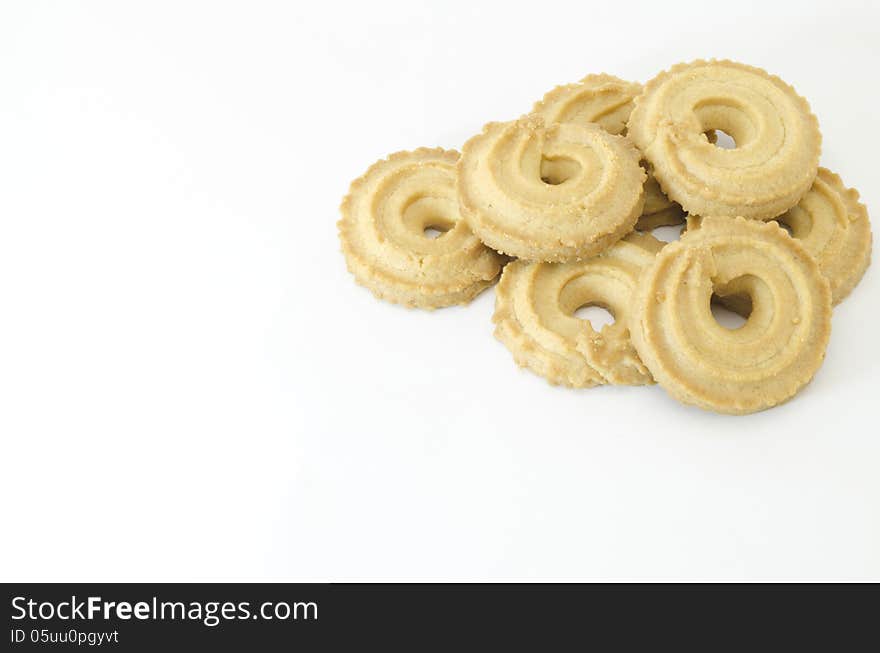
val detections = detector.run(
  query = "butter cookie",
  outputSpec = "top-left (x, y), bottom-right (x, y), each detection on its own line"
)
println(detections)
top-left (493, 232), bottom-right (664, 387)
top-left (630, 217), bottom-right (832, 414)
top-left (531, 73), bottom-right (642, 136)
top-left (458, 117), bottom-right (646, 262)
top-left (339, 148), bottom-right (505, 308)
top-left (774, 168), bottom-right (871, 304)
top-left (627, 60), bottom-right (821, 220)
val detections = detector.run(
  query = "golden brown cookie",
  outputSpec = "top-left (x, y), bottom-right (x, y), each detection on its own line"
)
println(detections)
top-left (530, 75), bottom-right (685, 237)
top-left (775, 168), bottom-right (872, 304)
top-left (532, 75), bottom-right (683, 236)
top-left (531, 74), bottom-right (642, 136)
top-left (339, 148), bottom-right (505, 309)
top-left (627, 60), bottom-right (821, 220)
top-left (493, 232), bottom-right (664, 387)
top-left (630, 217), bottom-right (832, 414)
top-left (458, 116), bottom-right (646, 262)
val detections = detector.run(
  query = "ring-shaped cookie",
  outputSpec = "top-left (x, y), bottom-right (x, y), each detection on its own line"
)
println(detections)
top-left (339, 148), bottom-right (505, 309)
top-left (531, 73), bottom-right (642, 136)
top-left (630, 217), bottom-right (832, 414)
top-left (627, 60), bottom-right (821, 220)
top-left (530, 74), bottom-right (685, 235)
top-left (458, 117), bottom-right (646, 262)
top-left (493, 232), bottom-right (664, 387)
top-left (774, 168), bottom-right (871, 304)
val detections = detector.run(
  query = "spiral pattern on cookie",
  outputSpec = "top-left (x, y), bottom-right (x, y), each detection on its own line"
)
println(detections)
top-left (531, 74), bottom-right (643, 136)
top-left (458, 117), bottom-right (646, 262)
top-left (339, 148), bottom-right (505, 309)
top-left (493, 232), bottom-right (664, 387)
top-left (630, 217), bottom-right (831, 414)
top-left (775, 168), bottom-right (872, 304)
top-left (530, 75), bottom-right (684, 235)
top-left (627, 60), bottom-right (821, 220)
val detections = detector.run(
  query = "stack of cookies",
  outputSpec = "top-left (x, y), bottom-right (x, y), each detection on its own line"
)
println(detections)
top-left (338, 60), bottom-right (872, 415)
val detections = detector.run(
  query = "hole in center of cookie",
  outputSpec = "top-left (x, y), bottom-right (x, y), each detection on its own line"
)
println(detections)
top-left (710, 292), bottom-right (752, 329)
top-left (540, 155), bottom-right (581, 185)
top-left (573, 304), bottom-right (615, 329)
top-left (423, 224), bottom-right (449, 239)
top-left (712, 129), bottom-right (737, 149)
top-left (695, 101), bottom-right (755, 148)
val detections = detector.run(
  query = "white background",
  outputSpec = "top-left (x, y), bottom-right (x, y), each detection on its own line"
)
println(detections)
top-left (1, 0), bottom-right (877, 581)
